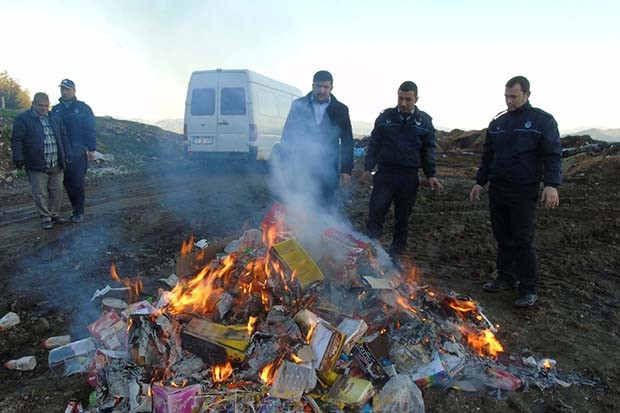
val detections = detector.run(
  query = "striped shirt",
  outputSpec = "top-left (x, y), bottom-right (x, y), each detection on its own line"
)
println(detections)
top-left (39, 115), bottom-right (58, 168)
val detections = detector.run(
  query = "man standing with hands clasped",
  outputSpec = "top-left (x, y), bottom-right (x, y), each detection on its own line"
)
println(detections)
top-left (470, 75), bottom-right (562, 308)
top-left (52, 79), bottom-right (96, 223)
top-left (362, 81), bottom-right (443, 267)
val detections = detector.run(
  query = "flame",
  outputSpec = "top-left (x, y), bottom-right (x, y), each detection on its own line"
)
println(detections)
top-left (212, 361), bottom-right (234, 383)
top-left (542, 359), bottom-right (553, 369)
top-left (291, 354), bottom-right (303, 363)
top-left (181, 234), bottom-right (194, 256)
top-left (110, 263), bottom-right (121, 282)
top-left (247, 316), bottom-right (257, 335)
top-left (458, 326), bottom-right (504, 358)
top-left (259, 362), bottom-right (276, 385)
top-left (305, 322), bottom-right (317, 343)
top-left (395, 294), bottom-right (418, 315)
top-left (447, 298), bottom-right (477, 314)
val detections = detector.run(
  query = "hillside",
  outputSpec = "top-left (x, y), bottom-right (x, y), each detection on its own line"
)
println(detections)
top-left (0, 109), bottom-right (183, 183)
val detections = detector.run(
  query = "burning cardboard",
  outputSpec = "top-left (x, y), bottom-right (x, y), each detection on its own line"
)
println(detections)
top-left (269, 238), bottom-right (325, 291)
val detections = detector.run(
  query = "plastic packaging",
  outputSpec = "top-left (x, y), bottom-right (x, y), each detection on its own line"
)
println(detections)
top-left (0, 311), bottom-right (20, 331)
top-left (48, 337), bottom-right (98, 376)
top-left (43, 335), bottom-right (72, 349)
top-left (4, 355), bottom-right (37, 371)
top-left (373, 374), bottom-right (424, 413)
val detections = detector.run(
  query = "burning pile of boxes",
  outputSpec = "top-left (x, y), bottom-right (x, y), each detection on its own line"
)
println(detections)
top-left (45, 203), bottom-right (572, 412)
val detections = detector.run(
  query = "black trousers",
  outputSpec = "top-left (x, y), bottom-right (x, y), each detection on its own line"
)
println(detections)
top-left (63, 151), bottom-right (88, 215)
top-left (489, 181), bottom-right (539, 295)
top-left (366, 169), bottom-right (419, 256)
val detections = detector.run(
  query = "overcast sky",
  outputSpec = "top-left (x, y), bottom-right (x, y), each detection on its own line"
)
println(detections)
top-left (1, 0), bottom-right (618, 132)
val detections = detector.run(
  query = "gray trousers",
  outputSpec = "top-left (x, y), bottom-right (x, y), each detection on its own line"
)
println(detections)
top-left (28, 166), bottom-right (64, 221)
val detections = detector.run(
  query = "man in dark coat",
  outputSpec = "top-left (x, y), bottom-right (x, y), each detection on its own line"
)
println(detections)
top-left (11, 92), bottom-right (71, 229)
top-left (362, 81), bottom-right (443, 264)
top-left (279, 70), bottom-right (353, 210)
top-left (52, 78), bottom-right (96, 223)
top-left (470, 75), bottom-right (562, 308)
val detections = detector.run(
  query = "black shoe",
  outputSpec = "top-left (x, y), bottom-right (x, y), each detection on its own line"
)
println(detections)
top-left (482, 279), bottom-right (518, 293)
top-left (71, 214), bottom-right (84, 223)
top-left (41, 220), bottom-right (53, 230)
top-left (514, 294), bottom-right (538, 308)
top-left (52, 215), bottom-right (68, 224)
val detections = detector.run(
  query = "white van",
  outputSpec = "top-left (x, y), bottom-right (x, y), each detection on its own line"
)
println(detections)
top-left (183, 69), bottom-right (302, 162)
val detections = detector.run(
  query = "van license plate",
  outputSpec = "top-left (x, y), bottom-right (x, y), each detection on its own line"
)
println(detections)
top-left (193, 137), bottom-right (214, 145)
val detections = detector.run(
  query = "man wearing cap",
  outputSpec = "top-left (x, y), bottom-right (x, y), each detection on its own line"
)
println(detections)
top-left (52, 79), bottom-right (96, 223)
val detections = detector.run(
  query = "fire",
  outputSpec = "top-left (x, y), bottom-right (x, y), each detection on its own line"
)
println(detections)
top-left (181, 235), bottom-right (194, 256)
top-left (305, 322), bottom-right (317, 343)
top-left (247, 316), bottom-right (257, 335)
top-left (395, 294), bottom-right (418, 315)
top-left (212, 361), bottom-right (233, 383)
top-left (110, 263), bottom-right (121, 282)
top-left (447, 298), bottom-right (477, 314)
top-left (259, 362), bottom-right (276, 385)
top-left (459, 326), bottom-right (504, 358)
top-left (290, 354), bottom-right (303, 363)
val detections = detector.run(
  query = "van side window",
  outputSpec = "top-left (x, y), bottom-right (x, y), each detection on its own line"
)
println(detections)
top-left (221, 88), bottom-right (246, 115)
top-left (191, 88), bottom-right (215, 115)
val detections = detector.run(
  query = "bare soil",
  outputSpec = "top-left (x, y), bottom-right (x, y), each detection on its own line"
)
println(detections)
top-left (0, 150), bottom-right (618, 412)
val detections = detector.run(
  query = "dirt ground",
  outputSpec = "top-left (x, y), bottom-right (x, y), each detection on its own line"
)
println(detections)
top-left (0, 147), bottom-right (618, 412)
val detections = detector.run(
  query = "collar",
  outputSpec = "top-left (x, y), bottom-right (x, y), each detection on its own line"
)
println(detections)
top-left (311, 94), bottom-right (331, 105)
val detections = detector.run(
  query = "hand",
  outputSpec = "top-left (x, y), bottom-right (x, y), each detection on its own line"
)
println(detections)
top-left (340, 173), bottom-right (351, 187)
top-left (541, 186), bottom-right (560, 209)
top-left (469, 183), bottom-right (485, 204)
top-left (428, 177), bottom-right (444, 192)
top-left (15, 160), bottom-right (25, 170)
top-left (87, 151), bottom-right (96, 161)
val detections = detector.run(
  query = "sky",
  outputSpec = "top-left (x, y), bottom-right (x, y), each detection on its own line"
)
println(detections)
top-left (1, 0), bottom-right (618, 133)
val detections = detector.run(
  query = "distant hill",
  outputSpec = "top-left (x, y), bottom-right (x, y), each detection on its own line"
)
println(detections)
top-left (567, 128), bottom-right (620, 142)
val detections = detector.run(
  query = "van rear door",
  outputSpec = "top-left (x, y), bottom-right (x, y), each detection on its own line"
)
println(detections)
top-left (187, 75), bottom-right (217, 153)
top-left (216, 72), bottom-right (249, 153)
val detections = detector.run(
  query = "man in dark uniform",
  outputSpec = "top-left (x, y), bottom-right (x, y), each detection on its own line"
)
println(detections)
top-left (52, 79), bottom-right (96, 223)
top-left (362, 81), bottom-right (443, 264)
top-left (279, 70), bottom-right (353, 210)
top-left (470, 75), bottom-right (562, 308)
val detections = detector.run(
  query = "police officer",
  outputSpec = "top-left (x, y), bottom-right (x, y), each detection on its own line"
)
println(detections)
top-left (52, 79), bottom-right (96, 223)
top-left (470, 75), bottom-right (562, 308)
top-left (362, 81), bottom-right (443, 266)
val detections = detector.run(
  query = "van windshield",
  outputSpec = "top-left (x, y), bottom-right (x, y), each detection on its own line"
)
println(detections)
top-left (221, 88), bottom-right (246, 115)
top-left (191, 88), bottom-right (215, 115)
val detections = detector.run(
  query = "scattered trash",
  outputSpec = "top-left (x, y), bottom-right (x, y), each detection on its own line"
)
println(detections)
top-left (42, 335), bottom-right (72, 349)
top-left (4, 355), bottom-right (37, 371)
top-left (0, 311), bottom-right (20, 331)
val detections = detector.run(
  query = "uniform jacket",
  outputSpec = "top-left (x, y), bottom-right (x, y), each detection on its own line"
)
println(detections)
top-left (11, 109), bottom-right (71, 172)
top-left (52, 98), bottom-right (96, 157)
top-left (475, 102), bottom-right (562, 187)
top-left (364, 106), bottom-right (437, 177)
top-left (281, 92), bottom-right (354, 182)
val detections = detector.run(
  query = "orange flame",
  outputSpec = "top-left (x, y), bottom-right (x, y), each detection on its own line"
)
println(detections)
top-left (259, 362), bottom-right (276, 385)
top-left (247, 316), bottom-right (257, 336)
top-left (305, 322), bottom-right (317, 343)
top-left (110, 263), bottom-right (121, 282)
top-left (212, 361), bottom-right (234, 383)
top-left (291, 354), bottom-right (303, 363)
top-left (459, 326), bottom-right (504, 358)
top-left (181, 235), bottom-right (194, 257)
top-left (395, 294), bottom-right (418, 315)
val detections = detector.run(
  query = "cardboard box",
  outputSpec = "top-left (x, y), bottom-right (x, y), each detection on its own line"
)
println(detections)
top-left (327, 375), bottom-right (375, 409)
top-left (182, 317), bottom-right (249, 363)
top-left (269, 239), bottom-right (325, 291)
top-left (87, 311), bottom-right (128, 351)
top-left (152, 383), bottom-right (201, 413)
top-left (294, 310), bottom-right (344, 372)
top-left (319, 228), bottom-right (373, 287)
top-left (337, 318), bottom-right (368, 355)
top-left (269, 361), bottom-right (317, 400)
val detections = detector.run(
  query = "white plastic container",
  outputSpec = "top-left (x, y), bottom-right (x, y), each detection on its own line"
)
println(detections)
top-left (42, 335), bottom-right (72, 349)
top-left (0, 311), bottom-right (20, 331)
top-left (4, 355), bottom-right (37, 371)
